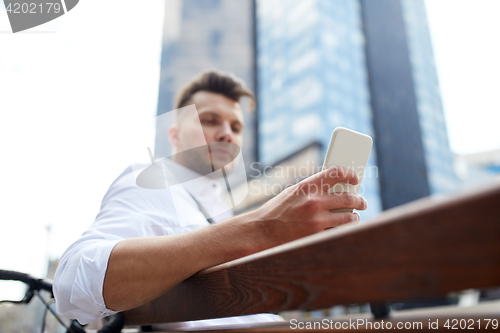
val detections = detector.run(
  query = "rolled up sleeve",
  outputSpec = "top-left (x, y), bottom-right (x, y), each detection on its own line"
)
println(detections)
top-left (54, 239), bottom-right (121, 324)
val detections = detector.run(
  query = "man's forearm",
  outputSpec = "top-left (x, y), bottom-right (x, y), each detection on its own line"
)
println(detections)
top-left (102, 210), bottom-right (267, 311)
top-left (102, 166), bottom-right (367, 312)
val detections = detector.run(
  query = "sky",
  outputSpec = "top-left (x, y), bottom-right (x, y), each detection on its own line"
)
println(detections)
top-left (0, 0), bottom-right (165, 298)
top-left (0, 0), bottom-right (499, 299)
top-left (425, 0), bottom-right (500, 154)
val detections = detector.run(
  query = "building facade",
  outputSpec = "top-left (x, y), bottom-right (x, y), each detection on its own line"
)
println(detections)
top-left (256, 0), bottom-right (381, 218)
top-left (256, 0), bottom-right (456, 214)
top-left (400, 0), bottom-right (457, 196)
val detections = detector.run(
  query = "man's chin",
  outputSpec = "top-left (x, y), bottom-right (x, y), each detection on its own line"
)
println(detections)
top-left (212, 156), bottom-right (238, 174)
top-left (178, 154), bottom-right (237, 178)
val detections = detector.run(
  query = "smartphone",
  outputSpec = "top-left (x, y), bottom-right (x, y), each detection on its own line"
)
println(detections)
top-left (322, 127), bottom-right (373, 213)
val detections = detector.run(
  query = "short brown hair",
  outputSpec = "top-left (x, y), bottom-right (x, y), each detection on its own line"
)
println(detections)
top-left (174, 70), bottom-right (255, 110)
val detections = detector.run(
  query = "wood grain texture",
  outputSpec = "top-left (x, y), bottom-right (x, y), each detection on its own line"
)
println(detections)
top-left (124, 182), bottom-right (500, 325)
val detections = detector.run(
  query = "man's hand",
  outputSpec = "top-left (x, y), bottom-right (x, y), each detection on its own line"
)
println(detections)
top-left (250, 166), bottom-right (367, 248)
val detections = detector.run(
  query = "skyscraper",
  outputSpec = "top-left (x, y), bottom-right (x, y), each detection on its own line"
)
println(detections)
top-left (256, 0), bottom-right (382, 218)
top-left (256, 0), bottom-right (456, 214)
top-left (400, 0), bottom-right (457, 196)
top-left (360, 0), bottom-right (457, 209)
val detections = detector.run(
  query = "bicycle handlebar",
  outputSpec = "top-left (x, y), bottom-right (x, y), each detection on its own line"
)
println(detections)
top-left (0, 269), bottom-right (53, 294)
top-left (1, 269), bottom-right (124, 332)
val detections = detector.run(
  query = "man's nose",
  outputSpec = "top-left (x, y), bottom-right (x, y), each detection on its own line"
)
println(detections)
top-left (216, 121), bottom-right (233, 142)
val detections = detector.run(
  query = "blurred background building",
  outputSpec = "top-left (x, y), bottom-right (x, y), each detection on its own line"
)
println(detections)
top-left (455, 148), bottom-right (500, 184)
top-left (155, 0), bottom-right (458, 220)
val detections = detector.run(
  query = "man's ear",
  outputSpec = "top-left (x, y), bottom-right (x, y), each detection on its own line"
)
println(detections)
top-left (168, 124), bottom-right (179, 153)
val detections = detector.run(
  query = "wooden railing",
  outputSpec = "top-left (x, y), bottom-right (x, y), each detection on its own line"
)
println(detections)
top-left (124, 181), bottom-right (500, 329)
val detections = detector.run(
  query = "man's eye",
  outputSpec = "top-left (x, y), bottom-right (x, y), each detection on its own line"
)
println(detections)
top-left (202, 118), bottom-right (215, 124)
top-left (232, 126), bottom-right (241, 133)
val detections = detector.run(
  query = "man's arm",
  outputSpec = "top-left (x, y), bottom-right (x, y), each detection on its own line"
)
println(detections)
top-left (103, 166), bottom-right (367, 311)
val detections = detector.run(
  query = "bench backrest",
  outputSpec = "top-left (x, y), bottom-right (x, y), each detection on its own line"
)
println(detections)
top-left (124, 182), bottom-right (500, 325)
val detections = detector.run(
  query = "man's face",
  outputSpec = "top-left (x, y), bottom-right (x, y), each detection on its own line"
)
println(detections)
top-left (169, 91), bottom-right (244, 175)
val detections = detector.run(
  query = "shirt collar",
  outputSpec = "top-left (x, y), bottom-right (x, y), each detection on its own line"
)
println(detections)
top-left (162, 158), bottom-right (222, 199)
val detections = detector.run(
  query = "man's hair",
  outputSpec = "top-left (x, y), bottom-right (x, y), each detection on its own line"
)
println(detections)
top-left (174, 70), bottom-right (255, 111)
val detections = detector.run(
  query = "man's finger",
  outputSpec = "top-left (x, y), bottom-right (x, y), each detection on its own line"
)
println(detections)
top-left (304, 166), bottom-right (359, 189)
top-left (316, 192), bottom-right (367, 211)
top-left (314, 210), bottom-right (361, 229)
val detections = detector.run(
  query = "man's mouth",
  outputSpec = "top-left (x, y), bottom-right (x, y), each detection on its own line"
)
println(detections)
top-left (210, 148), bottom-right (231, 159)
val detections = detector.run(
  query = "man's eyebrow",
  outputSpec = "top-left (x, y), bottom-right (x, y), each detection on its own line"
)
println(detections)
top-left (198, 110), bottom-right (221, 118)
top-left (199, 110), bottom-right (244, 125)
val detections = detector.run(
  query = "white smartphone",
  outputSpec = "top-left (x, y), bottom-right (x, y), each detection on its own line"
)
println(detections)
top-left (322, 127), bottom-right (373, 213)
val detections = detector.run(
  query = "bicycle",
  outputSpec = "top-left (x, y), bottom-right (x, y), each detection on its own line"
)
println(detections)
top-left (0, 269), bottom-right (124, 333)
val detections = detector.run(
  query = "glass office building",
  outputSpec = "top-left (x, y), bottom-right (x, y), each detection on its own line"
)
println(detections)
top-left (256, 0), bottom-right (382, 219)
top-left (401, 0), bottom-right (457, 195)
top-left (256, 0), bottom-right (457, 215)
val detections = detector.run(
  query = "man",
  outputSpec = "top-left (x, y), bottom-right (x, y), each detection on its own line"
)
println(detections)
top-left (54, 70), bottom-right (367, 325)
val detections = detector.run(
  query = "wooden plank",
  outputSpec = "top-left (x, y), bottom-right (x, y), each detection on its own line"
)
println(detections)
top-left (124, 182), bottom-right (500, 325)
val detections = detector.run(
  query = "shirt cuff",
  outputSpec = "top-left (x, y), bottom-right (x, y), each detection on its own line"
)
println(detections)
top-left (69, 239), bottom-right (121, 324)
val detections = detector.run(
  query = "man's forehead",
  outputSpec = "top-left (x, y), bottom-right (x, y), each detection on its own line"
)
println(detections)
top-left (193, 91), bottom-right (244, 122)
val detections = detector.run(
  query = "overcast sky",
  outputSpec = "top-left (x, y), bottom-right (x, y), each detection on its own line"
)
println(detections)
top-left (0, 1), bottom-right (165, 295)
top-left (0, 0), bottom-right (499, 299)
top-left (425, 0), bottom-right (500, 154)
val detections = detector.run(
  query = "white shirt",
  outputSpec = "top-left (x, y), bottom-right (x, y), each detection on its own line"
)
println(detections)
top-left (53, 159), bottom-right (281, 326)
